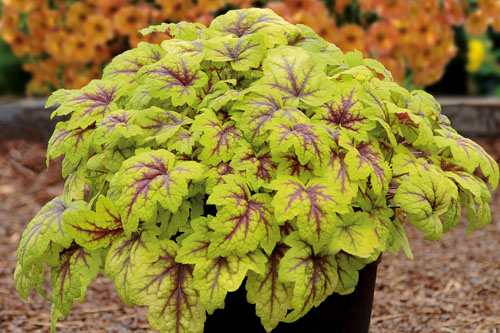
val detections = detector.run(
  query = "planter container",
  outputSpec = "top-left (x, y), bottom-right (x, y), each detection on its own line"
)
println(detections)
top-left (204, 257), bottom-right (381, 333)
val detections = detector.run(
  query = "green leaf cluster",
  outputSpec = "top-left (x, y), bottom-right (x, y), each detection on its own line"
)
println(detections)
top-left (15, 8), bottom-right (498, 333)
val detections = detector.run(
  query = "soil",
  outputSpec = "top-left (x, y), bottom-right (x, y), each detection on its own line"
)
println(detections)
top-left (0, 138), bottom-right (499, 333)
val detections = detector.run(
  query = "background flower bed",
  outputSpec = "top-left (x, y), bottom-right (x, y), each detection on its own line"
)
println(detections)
top-left (1, 0), bottom-right (500, 95)
top-left (0, 138), bottom-right (499, 332)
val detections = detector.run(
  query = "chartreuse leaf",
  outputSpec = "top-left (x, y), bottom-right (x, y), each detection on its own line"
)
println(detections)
top-left (291, 24), bottom-right (343, 66)
top-left (102, 42), bottom-right (165, 85)
top-left (267, 117), bottom-right (331, 174)
top-left (161, 39), bottom-right (205, 62)
top-left (47, 121), bottom-right (94, 167)
top-left (177, 216), bottom-right (266, 314)
top-left (343, 139), bottom-right (391, 195)
top-left (141, 21), bottom-right (204, 41)
top-left (325, 150), bottom-right (360, 204)
top-left (65, 195), bottom-right (122, 250)
top-left (17, 196), bottom-right (77, 277)
top-left (105, 230), bottom-right (160, 307)
top-left (255, 46), bottom-right (334, 107)
top-left (206, 176), bottom-right (279, 256)
top-left (51, 80), bottom-right (119, 130)
top-left (328, 212), bottom-right (378, 258)
top-left (138, 54), bottom-right (208, 106)
top-left (246, 244), bottom-right (292, 332)
top-left (128, 239), bottom-right (205, 333)
top-left (131, 106), bottom-right (193, 145)
top-left (93, 110), bottom-right (141, 148)
top-left (51, 246), bottom-right (101, 316)
top-left (394, 171), bottom-right (458, 240)
top-left (278, 233), bottom-right (338, 322)
top-left (334, 252), bottom-right (366, 295)
top-left (230, 144), bottom-right (277, 189)
top-left (388, 214), bottom-right (413, 260)
top-left (235, 91), bottom-right (308, 146)
top-left (270, 176), bottom-right (348, 252)
top-left (204, 34), bottom-right (266, 71)
top-left (110, 149), bottom-right (204, 235)
top-left (208, 8), bottom-right (297, 46)
top-left (433, 130), bottom-right (499, 189)
top-left (192, 109), bottom-right (242, 165)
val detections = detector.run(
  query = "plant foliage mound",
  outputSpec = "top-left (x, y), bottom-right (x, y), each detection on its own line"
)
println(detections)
top-left (14, 8), bottom-right (499, 333)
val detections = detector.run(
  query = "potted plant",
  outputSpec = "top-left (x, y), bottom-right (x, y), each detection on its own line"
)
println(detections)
top-left (14, 8), bottom-right (498, 333)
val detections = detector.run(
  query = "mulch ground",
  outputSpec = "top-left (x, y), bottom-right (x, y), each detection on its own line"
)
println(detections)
top-left (0, 138), bottom-right (499, 333)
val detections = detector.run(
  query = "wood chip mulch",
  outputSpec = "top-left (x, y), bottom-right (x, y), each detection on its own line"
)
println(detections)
top-left (0, 138), bottom-right (499, 333)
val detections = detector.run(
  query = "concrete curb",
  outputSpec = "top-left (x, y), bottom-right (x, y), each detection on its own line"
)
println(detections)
top-left (0, 97), bottom-right (499, 142)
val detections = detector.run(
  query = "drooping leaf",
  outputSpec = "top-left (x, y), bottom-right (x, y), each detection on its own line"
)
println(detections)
top-left (138, 54), bottom-right (208, 106)
top-left (128, 239), bottom-right (205, 333)
top-left (394, 171), bottom-right (458, 240)
top-left (434, 131), bottom-right (499, 189)
top-left (17, 197), bottom-right (78, 276)
top-left (104, 230), bottom-right (160, 307)
top-left (51, 246), bottom-right (101, 316)
top-left (111, 149), bottom-right (205, 235)
top-left (246, 244), bottom-right (291, 332)
top-left (47, 121), bottom-right (94, 167)
top-left (334, 252), bottom-right (366, 295)
top-left (278, 233), bottom-right (338, 322)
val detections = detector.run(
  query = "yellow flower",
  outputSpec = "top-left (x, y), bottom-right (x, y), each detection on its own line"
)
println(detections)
top-left (466, 39), bottom-right (485, 73)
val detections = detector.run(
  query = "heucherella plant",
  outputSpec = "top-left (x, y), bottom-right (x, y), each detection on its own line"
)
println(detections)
top-left (15, 8), bottom-right (498, 333)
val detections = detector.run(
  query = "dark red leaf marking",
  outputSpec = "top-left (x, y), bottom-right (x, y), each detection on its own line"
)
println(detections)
top-left (320, 90), bottom-right (364, 131)
top-left (71, 84), bottom-right (118, 121)
top-left (356, 143), bottom-right (386, 187)
top-left (278, 123), bottom-right (324, 163)
top-left (220, 11), bottom-right (281, 37)
top-left (282, 153), bottom-right (313, 178)
top-left (328, 152), bottom-right (351, 194)
top-left (214, 38), bottom-right (259, 62)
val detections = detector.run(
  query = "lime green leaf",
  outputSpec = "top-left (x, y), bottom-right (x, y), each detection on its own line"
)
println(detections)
top-left (246, 244), bottom-right (291, 332)
top-left (328, 212), bottom-right (378, 258)
top-left (162, 39), bottom-right (205, 62)
top-left (51, 246), bottom-right (101, 316)
top-left (278, 233), bottom-right (338, 322)
top-left (104, 230), bottom-right (160, 307)
top-left (47, 121), bottom-right (94, 166)
top-left (209, 8), bottom-right (296, 46)
top-left (394, 172), bottom-right (457, 240)
top-left (52, 80), bottom-right (119, 130)
top-left (434, 131), bottom-right (499, 190)
top-left (255, 46), bottom-right (334, 106)
top-left (204, 34), bottom-right (266, 71)
top-left (138, 54), bottom-right (208, 106)
top-left (236, 91), bottom-right (308, 146)
top-left (192, 109), bottom-right (242, 165)
top-left (141, 22), bottom-right (204, 41)
top-left (128, 240), bottom-right (205, 333)
top-left (131, 106), bottom-right (193, 145)
top-left (93, 110), bottom-right (141, 148)
top-left (388, 215), bottom-right (413, 260)
top-left (17, 197), bottom-right (75, 276)
top-left (65, 195), bottom-right (122, 250)
top-left (102, 42), bottom-right (165, 85)
top-left (270, 176), bottom-right (347, 251)
top-left (230, 145), bottom-right (277, 189)
top-left (111, 149), bottom-right (204, 235)
top-left (207, 176), bottom-right (279, 256)
top-left (334, 252), bottom-right (366, 295)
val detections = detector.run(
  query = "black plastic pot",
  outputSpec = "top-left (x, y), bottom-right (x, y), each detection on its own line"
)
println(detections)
top-left (204, 256), bottom-right (381, 333)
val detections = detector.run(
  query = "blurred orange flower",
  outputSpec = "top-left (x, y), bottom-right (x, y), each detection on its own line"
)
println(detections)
top-left (84, 14), bottom-right (114, 45)
top-left (339, 24), bottom-right (366, 53)
top-left (367, 21), bottom-right (399, 56)
top-left (465, 10), bottom-right (490, 36)
top-left (379, 55), bottom-right (405, 82)
top-left (198, 0), bottom-right (226, 12)
top-left (375, 0), bottom-right (408, 19)
top-left (65, 34), bottom-right (97, 63)
top-left (62, 66), bottom-right (94, 90)
top-left (359, 0), bottom-right (376, 13)
top-left (156, 0), bottom-right (196, 21)
top-left (129, 31), bottom-right (170, 48)
top-left (66, 2), bottom-right (92, 30)
top-left (0, 6), bottom-right (20, 43)
top-left (9, 31), bottom-right (31, 57)
top-left (477, 0), bottom-right (500, 17)
top-left (444, 0), bottom-right (465, 26)
top-left (91, 0), bottom-right (129, 17)
top-left (113, 5), bottom-right (149, 35)
top-left (411, 14), bottom-right (440, 46)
